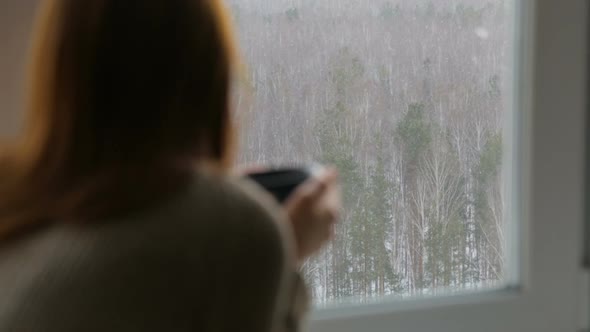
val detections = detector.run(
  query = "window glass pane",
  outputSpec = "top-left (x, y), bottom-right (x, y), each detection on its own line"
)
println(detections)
top-left (231, 0), bottom-right (513, 305)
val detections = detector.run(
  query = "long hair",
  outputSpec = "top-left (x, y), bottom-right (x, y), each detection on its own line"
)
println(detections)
top-left (0, 0), bottom-right (238, 239)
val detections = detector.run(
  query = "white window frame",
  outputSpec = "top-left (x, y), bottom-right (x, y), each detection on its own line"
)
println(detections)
top-left (309, 1), bottom-right (588, 332)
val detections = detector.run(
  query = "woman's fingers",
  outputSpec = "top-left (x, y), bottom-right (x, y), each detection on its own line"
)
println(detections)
top-left (285, 175), bottom-right (323, 210)
top-left (303, 168), bottom-right (337, 202)
top-left (282, 166), bottom-right (342, 262)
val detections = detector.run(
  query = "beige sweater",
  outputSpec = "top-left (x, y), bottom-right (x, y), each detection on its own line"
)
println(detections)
top-left (0, 173), bottom-right (309, 331)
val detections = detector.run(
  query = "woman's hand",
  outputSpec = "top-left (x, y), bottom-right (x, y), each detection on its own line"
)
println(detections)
top-left (284, 168), bottom-right (341, 265)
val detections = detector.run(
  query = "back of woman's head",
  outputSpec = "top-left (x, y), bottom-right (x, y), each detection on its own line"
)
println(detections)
top-left (0, 0), bottom-right (237, 238)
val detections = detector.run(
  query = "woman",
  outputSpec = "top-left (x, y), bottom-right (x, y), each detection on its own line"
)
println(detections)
top-left (0, 0), bottom-right (340, 331)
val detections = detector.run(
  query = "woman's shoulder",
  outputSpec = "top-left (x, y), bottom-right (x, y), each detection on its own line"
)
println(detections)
top-left (174, 171), bottom-right (296, 264)
top-left (162, 171), bottom-right (291, 246)
top-left (186, 171), bottom-right (282, 219)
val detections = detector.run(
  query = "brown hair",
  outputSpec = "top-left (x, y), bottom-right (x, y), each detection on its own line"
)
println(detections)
top-left (0, 0), bottom-right (238, 238)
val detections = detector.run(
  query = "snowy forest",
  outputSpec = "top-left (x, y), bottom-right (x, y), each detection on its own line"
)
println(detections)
top-left (230, 0), bottom-right (511, 304)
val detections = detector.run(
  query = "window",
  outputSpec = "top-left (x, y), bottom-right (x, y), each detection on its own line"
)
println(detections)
top-left (233, 0), bottom-right (513, 304)
top-left (231, 0), bottom-right (588, 331)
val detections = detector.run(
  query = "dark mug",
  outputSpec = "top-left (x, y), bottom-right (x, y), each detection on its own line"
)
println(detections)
top-left (246, 164), bottom-right (324, 203)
